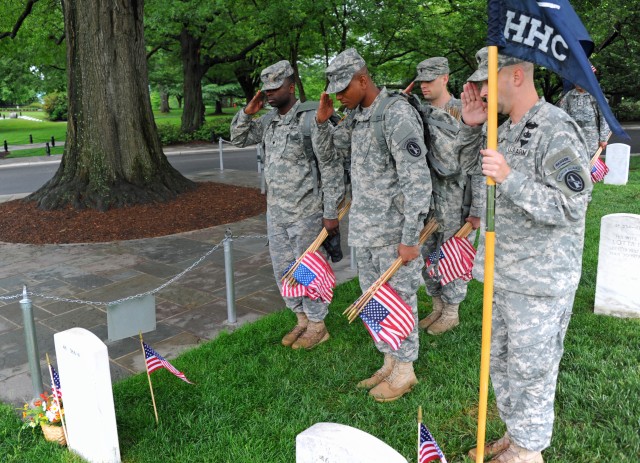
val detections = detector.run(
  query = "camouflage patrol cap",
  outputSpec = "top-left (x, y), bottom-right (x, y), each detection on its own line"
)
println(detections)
top-left (415, 57), bottom-right (449, 82)
top-left (325, 48), bottom-right (366, 94)
top-left (467, 47), bottom-right (526, 82)
top-left (260, 60), bottom-right (294, 91)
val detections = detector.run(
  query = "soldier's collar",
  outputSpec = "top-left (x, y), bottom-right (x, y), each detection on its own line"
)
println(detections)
top-left (355, 87), bottom-right (388, 121)
top-left (504, 98), bottom-right (545, 143)
top-left (274, 99), bottom-right (301, 124)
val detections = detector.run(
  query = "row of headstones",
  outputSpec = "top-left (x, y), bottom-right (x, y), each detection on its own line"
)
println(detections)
top-left (55, 328), bottom-right (408, 463)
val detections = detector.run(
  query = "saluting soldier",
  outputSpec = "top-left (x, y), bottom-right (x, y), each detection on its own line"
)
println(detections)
top-left (230, 60), bottom-right (344, 350)
top-left (314, 49), bottom-right (431, 402)
top-left (458, 47), bottom-right (592, 463)
top-left (411, 57), bottom-right (484, 335)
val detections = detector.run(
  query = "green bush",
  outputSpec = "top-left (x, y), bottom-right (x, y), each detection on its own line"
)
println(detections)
top-left (613, 99), bottom-right (640, 122)
top-left (42, 92), bottom-right (68, 121)
top-left (156, 116), bottom-right (233, 145)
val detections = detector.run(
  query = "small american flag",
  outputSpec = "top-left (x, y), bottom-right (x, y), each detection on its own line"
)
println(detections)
top-left (590, 157), bottom-right (609, 183)
top-left (51, 365), bottom-right (62, 400)
top-left (282, 251), bottom-right (336, 303)
top-left (426, 237), bottom-right (476, 286)
top-left (359, 283), bottom-right (414, 350)
top-left (143, 342), bottom-right (193, 384)
top-left (419, 422), bottom-right (447, 463)
top-left (590, 63), bottom-right (597, 74)
top-left (281, 260), bottom-right (309, 298)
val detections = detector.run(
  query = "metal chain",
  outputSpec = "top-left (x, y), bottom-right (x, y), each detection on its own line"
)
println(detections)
top-left (4, 234), bottom-right (269, 307)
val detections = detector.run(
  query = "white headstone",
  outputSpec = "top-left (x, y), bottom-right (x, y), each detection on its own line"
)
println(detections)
top-left (594, 213), bottom-right (640, 318)
top-left (54, 328), bottom-right (121, 463)
top-left (603, 143), bottom-right (630, 185)
top-left (296, 422), bottom-right (408, 463)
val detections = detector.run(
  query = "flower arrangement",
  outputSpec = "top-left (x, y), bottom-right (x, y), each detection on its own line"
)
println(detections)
top-left (20, 392), bottom-right (64, 429)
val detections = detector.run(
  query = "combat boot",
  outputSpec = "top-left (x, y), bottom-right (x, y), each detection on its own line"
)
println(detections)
top-left (489, 443), bottom-right (543, 463)
top-left (356, 354), bottom-right (396, 389)
top-left (468, 432), bottom-right (510, 460)
top-left (281, 312), bottom-right (308, 347)
top-left (369, 361), bottom-right (418, 402)
top-left (418, 296), bottom-right (444, 329)
top-left (291, 320), bottom-right (330, 349)
top-left (427, 302), bottom-right (459, 335)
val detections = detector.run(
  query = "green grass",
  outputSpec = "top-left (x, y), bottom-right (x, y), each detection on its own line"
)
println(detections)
top-left (1, 159), bottom-right (639, 462)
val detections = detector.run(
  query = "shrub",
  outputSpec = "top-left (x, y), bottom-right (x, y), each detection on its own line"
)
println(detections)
top-left (42, 93), bottom-right (68, 121)
top-left (156, 117), bottom-right (233, 145)
top-left (613, 99), bottom-right (640, 122)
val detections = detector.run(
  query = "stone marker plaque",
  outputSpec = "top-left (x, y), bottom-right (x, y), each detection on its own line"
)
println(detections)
top-left (296, 422), bottom-right (407, 463)
top-left (604, 143), bottom-right (630, 185)
top-left (54, 328), bottom-right (121, 463)
top-left (594, 213), bottom-right (640, 318)
top-left (107, 294), bottom-right (156, 342)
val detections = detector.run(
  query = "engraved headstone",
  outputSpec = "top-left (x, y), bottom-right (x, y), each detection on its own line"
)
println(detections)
top-left (54, 328), bottom-right (121, 463)
top-left (604, 143), bottom-right (630, 185)
top-left (594, 213), bottom-right (640, 318)
top-left (296, 422), bottom-right (408, 463)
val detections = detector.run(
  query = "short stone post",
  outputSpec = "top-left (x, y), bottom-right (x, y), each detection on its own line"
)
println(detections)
top-left (223, 229), bottom-right (237, 324)
top-left (20, 285), bottom-right (44, 400)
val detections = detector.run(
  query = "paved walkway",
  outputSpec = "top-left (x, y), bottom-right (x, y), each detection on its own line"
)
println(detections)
top-left (0, 164), bottom-right (356, 407)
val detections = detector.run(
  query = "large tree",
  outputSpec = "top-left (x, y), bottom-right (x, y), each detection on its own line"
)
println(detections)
top-left (26, 0), bottom-right (194, 210)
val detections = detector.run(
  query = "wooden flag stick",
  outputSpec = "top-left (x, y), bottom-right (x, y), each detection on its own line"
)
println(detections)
top-left (281, 199), bottom-right (351, 285)
top-left (344, 219), bottom-right (439, 322)
top-left (454, 222), bottom-right (474, 239)
top-left (589, 132), bottom-right (612, 167)
top-left (418, 405), bottom-right (423, 460)
top-left (139, 332), bottom-right (159, 425)
top-left (45, 353), bottom-right (68, 444)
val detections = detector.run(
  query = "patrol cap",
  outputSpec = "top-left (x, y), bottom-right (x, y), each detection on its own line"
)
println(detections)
top-left (415, 57), bottom-right (449, 82)
top-left (325, 48), bottom-right (366, 94)
top-left (467, 47), bottom-right (526, 82)
top-left (260, 60), bottom-right (294, 91)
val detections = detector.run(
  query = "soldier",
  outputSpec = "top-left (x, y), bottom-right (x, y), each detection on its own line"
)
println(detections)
top-left (410, 57), bottom-right (483, 335)
top-left (458, 48), bottom-right (592, 462)
top-left (230, 60), bottom-right (344, 350)
top-left (315, 48), bottom-right (432, 402)
top-left (557, 82), bottom-right (611, 156)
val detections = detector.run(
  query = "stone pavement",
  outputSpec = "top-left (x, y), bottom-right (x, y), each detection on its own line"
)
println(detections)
top-left (0, 162), bottom-right (356, 407)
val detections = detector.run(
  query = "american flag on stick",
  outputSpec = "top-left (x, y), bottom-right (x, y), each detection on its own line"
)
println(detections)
top-left (589, 133), bottom-right (611, 183)
top-left (143, 342), bottom-right (194, 384)
top-left (359, 283), bottom-right (414, 350)
top-left (51, 365), bottom-right (62, 400)
top-left (281, 251), bottom-right (336, 303)
top-left (425, 236), bottom-right (476, 286)
top-left (419, 422), bottom-right (447, 463)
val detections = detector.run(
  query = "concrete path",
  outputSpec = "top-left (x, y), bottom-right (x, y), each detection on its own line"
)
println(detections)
top-left (0, 167), bottom-right (356, 406)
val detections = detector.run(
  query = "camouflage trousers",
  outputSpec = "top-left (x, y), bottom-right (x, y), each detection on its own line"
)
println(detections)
top-left (490, 289), bottom-right (574, 451)
top-left (267, 210), bottom-right (328, 322)
top-left (421, 231), bottom-right (472, 304)
top-left (356, 244), bottom-right (422, 362)
top-left (579, 126), bottom-right (600, 156)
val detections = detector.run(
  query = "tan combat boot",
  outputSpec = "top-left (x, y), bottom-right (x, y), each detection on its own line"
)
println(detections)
top-left (468, 432), bottom-right (510, 460)
top-left (489, 443), bottom-right (543, 463)
top-left (281, 312), bottom-right (308, 347)
top-left (418, 296), bottom-right (444, 329)
top-left (369, 361), bottom-right (418, 402)
top-left (427, 302), bottom-right (459, 335)
top-left (291, 320), bottom-right (330, 349)
top-left (356, 354), bottom-right (396, 389)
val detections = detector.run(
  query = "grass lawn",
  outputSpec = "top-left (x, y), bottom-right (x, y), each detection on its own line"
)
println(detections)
top-left (1, 160), bottom-right (639, 462)
top-left (0, 114), bottom-right (67, 147)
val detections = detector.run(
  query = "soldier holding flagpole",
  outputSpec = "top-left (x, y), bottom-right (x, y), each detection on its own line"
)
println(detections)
top-left (458, 47), bottom-right (592, 462)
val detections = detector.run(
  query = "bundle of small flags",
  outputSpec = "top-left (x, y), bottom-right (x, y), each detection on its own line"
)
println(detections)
top-left (425, 236), bottom-right (476, 286)
top-left (358, 283), bottom-right (414, 350)
top-left (281, 251), bottom-right (336, 303)
top-left (143, 342), bottom-right (193, 384)
top-left (590, 157), bottom-right (609, 183)
top-left (51, 365), bottom-right (62, 400)
top-left (419, 422), bottom-right (447, 463)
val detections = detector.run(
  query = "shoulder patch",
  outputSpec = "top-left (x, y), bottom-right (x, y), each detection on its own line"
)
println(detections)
top-left (391, 123), bottom-right (426, 163)
top-left (544, 147), bottom-right (591, 197)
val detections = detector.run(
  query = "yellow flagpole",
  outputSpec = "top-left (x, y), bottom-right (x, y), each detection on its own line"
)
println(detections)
top-left (139, 332), bottom-right (159, 424)
top-left (475, 45), bottom-right (498, 463)
top-left (45, 353), bottom-right (68, 444)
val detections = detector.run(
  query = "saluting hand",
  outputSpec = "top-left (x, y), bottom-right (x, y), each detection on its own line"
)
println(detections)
top-left (460, 82), bottom-right (488, 127)
top-left (402, 81), bottom-right (415, 95)
top-left (316, 92), bottom-right (335, 124)
top-left (244, 91), bottom-right (264, 115)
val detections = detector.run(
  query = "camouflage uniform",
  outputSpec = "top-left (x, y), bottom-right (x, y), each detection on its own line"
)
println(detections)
top-left (230, 60), bottom-right (344, 322)
top-left (316, 49), bottom-right (432, 362)
top-left (458, 48), bottom-right (592, 451)
top-left (558, 88), bottom-right (611, 156)
top-left (418, 91), bottom-right (484, 305)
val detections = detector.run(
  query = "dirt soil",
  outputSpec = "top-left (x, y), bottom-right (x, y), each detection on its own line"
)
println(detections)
top-left (0, 182), bottom-right (266, 245)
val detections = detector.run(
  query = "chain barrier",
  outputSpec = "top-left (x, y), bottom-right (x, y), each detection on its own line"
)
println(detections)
top-left (0, 234), bottom-right (268, 307)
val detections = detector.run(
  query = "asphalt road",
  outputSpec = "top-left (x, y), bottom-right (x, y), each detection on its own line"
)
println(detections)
top-left (1, 125), bottom-right (638, 196)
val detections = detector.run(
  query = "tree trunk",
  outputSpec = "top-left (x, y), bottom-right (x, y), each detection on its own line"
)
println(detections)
top-left (235, 63), bottom-right (260, 103)
top-left (28, 0), bottom-right (194, 211)
top-left (159, 86), bottom-right (170, 113)
top-left (176, 94), bottom-right (183, 108)
top-left (214, 99), bottom-right (223, 114)
top-left (180, 28), bottom-right (207, 133)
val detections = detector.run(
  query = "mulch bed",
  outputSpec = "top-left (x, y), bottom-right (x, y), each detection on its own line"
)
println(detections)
top-left (0, 182), bottom-right (266, 245)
